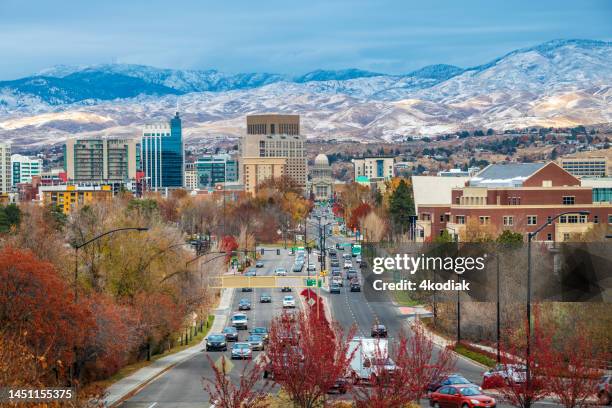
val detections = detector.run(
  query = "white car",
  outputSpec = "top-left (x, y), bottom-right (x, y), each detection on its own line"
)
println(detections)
top-left (307, 263), bottom-right (316, 272)
top-left (483, 364), bottom-right (527, 384)
top-left (274, 267), bottom-right (287, 276)
top-left (282, 295), bottom-right (296, 308)
top-left (344, 260), bottom-right (352, 269)
top-left (332, 275), bottom-right (343, 287)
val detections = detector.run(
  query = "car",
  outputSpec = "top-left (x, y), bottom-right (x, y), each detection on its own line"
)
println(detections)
top-left (205, 333), bottom-right (228, 351)
top-left (260, 293), bottom-right (272, 303)
top-left (249, 327), bottom-right (269, 343)
top-left (344, 260), bottom-right (353, 269)
top-left (274, 267), bottom-right (287, 276)
top-left (328, 378), bottom-right (349, 394)
top-left (596, 375), bottom-right (611, 405)
top-left (427, 374), bottom-right (476, 393)
top-left (482, 364), bottom-right (526, 387)
top-left (231, 313), bottom-right (248, 330)
top-left (283, 295), bottom-right (296, 308)
top-left (241, 287), bottom-right (253, 292)
top-left (245, 268), bottom-right (257, 276)
top-left (292, 262), bottom-right (304, 272)
top-left (231, 342), bottom-right (252, 360)
top-left (429, 385), bottom-right (496, 408)
top-left (238, 299), bottom-right (251, 311)
top-left (247, 334), bottom-right (265, 351)
top-left (281, 286), bottom-right (292, 292)
top-left (222, 326), bottom-right (239, 342)
top-left (332, 275), bottom-right (343, 287)
top-left (371, 324), bottom-right (388, 338)
top-left (350, 280), bottom-right (361, 292)
top-left (330, 259), bottom-right (340, 268)
top-left (342, 253), bottom-right (352, 260)
top-left (347, 269), bottom-right (358, 281)
top-left (336, 243), bottom-right (344, 250)
top-left (330, 283), bottom-right (341, 294)
top-left (360, 260), bottom-right (368, 268)
top-left (255, 260), bottom-right (264, 268)
top-left (331, 266), bottom-right (341, 275)
top-left (307, 263), bottom-right (316, 272)
top-left (328, 249), bottom-right (337, 257)
top-left (356, 256), bottom-right (362, 265)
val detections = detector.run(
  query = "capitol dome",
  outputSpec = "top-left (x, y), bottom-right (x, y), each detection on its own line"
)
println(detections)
top-left (314, 153), bottom-right (330, 167)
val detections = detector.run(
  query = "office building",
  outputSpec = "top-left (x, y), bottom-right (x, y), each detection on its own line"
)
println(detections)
top-left (39, 184), bottom-right (113, 214)
top-left (194, 154), bottom-right (239, 188)
top-left (0, 143), bottom-right (10, 194)
top-left (64, 137), bottom-right (139, 183)
top-left (352, 156), bottom-right (395, 182)
top-left (417, 162), bottom-right (612, 242)
top-left (11, 154), bottom-right (43, 186)
top-left (241, 114), bottom-right (306, 188)
top-left (184, 163), bottom-right (198, 190)
top-left (559, 157), bottom-right (608, 177)
top-left (310, 153), bottom-right (334, 201)
top-left (241, 157), bottom-right (286, 195)
top-left (142, 112), bottom-right (184, 190)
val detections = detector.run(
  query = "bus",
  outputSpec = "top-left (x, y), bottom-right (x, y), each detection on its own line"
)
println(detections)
top-left (351, 244), bottom-right (361, 258)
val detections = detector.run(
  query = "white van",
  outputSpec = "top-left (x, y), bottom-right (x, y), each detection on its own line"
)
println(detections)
top-left (346, 337), bottom-right (396, 384)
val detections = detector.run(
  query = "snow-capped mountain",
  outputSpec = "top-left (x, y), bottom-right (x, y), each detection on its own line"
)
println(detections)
top-left (0, 39), bottom-right (610, 147)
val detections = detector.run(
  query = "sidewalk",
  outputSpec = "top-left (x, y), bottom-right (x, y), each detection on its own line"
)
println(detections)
top-left (103, 288), bottom-right (234, 407)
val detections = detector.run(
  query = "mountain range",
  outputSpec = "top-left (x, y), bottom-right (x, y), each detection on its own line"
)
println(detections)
top-left (0, 39), bottom-right (610, 147)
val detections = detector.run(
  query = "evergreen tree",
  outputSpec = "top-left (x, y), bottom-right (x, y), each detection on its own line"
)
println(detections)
top-left (388, 180), bottom-right (415, 229)
top-left (496, 229), bottom-right (524, 245)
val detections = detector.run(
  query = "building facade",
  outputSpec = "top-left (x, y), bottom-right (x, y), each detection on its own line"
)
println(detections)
top-left (0, 143), bottom-right (11, 194)
top-left (194, 154), bottom-right (239, 188)
top-left (241, 114), bottom-right (306, 188)
top-left (559, 157), bottom-right (608, 178)
top-left (184, 163), bottom-right (199, 190)
top-left (417, 162), bottom-right (612, 242)
top-left (241, 157), bottom-right (286, 195)
top-left (64, 137), bottom-right (139, 183)
top-left (142, 112), bottom-right (184, 190)
top-left (352, 156), bottom-right (395, 182)
top-left (39, 184), bottom-right (113, 214)
top-left (11, 154), bottom-right (42, 186)
top-left (310, 153), bottom-right (334, 201)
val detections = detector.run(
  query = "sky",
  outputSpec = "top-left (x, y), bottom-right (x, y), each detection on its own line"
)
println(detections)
top-left (0, 0), bottom-right (610, 80)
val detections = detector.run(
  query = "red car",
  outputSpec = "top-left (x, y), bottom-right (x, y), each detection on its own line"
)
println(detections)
top-left (429, 385), bottom-right (496, 408)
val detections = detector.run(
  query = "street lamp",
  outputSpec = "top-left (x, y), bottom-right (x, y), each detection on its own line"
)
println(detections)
top-left (73, 227), bottom-right (148, 303)
top-left (525, 210), bottom-right (589, 404)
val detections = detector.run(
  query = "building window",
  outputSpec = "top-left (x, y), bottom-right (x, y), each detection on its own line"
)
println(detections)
top-left (608, 214), bottom-right (612, 224)
top-left (439, 229), bottom-right (445, 236)
top-left (546, 233), bottom-right (552, 241)
top-left (479, 216), bottom-right (490, 225)
top-left (563, 233), bottom-right (570, 241)
top-left (421, 213), bottom-right (431, 221)
top-left (527, 215), bottom-right (537, 225)
top-left (547, 216), bottom-right (552, 223)
top-left (440, 214), bottom-right (444, 222)
top-left (455, 215), bottom-right (465, 224)
top-left (594, 215), bottom-right (599, 224)
top-left (503, 216), bottom-right (514, 226)
top-left (562, 196), bottom-right (575, 205)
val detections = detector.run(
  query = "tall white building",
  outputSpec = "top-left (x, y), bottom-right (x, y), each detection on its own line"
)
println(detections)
top-left (11, 154), bottom-right (43, 186)
top-left (352, 156), bottom-right (395, 182)
top-left (0, 143), bottom-right (11, 194)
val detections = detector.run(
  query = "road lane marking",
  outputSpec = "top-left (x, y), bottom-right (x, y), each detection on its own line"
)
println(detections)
top-left (147, 403), bottom-right (157, 408)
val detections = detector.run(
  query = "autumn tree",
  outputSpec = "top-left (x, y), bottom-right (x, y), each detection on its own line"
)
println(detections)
top-left (265, 310), bottom-right (356, 408)
top-left (347, 202), bottom-right (372, 231)
top-left (203, 355), bottom-right (270, 408)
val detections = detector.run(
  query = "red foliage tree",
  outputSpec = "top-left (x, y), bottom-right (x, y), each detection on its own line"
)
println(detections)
top-left (352, 323), bottom-right (456, 407)
top-left (347, 203), bottom-right (371, 230)
top-left (332, 202), bottom-right (344, 218)
top-left (220, 235), bottom-right (239, 262)
top-left (546, 327), bottom-right (605, 408)
top-left (264, 309), bottom-right (356, 408)
top-left (133, 291), bottom-right (185, 354)
top-left (492, 309), bottom-right (556, 408)
top-left (203, 354), bottom-right (270, 408)
top-left (0, 246), bottom-right (95, 381)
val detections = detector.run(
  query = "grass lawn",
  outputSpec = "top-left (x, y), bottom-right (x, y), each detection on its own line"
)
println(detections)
top-left (392, 289), bottom-right (422, 307)
top-left (91, 315), bottom-right (215, 390)
top-left (454, 343), bottom-right (497, 368)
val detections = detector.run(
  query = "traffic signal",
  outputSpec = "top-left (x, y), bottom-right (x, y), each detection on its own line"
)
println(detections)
top-left (260, 248), bottom-right (265, 255)
top-left (276, 248), bottom-right (280, 255)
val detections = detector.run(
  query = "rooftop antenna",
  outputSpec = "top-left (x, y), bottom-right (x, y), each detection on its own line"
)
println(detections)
top-left (176, 97), bottom-right (180, 116)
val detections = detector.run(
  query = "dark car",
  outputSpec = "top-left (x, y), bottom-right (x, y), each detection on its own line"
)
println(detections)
top-left (255, 260), bottom-right (264, 268)
top-left (347, 269), bottom-right (358, 281)
top-left (249, 327), bottom-right (269, 343)
top-left (336, 243), bottom-right (344, 250)
top-left (330, 259), bottom-right (340, 268)
top-left (238, 299), bottom-right (251, 310)
top-left (330, 283), bottom-right (341, 294)
top-left (597, 375), bottom-right (611, 405)
top-left (241, 287), bottom-right (253, 292)
top-left (371, 324), bottom-right (388, 338)
top-left (205, 334), bottom-right (228, 351)
top-left (331, 267), bottom-right (341, 275)
top-left (260, 293), bottom-right (272, 303)
top-left (429, 385), bottom-right (496, 408)
top-left (350, 280), bottom-right (361, 292)
top-left (328, 378), bottom-right (349, 394)
top-left (281, 286), bottom-right (292, 292)
top-left (247, 334), bottom-right (265, 351)
top-left (328, 249), bottom-right (337, 257)
top-left (427, 374), bottom-right (475, 393)
top-left (222, 326), bottom-right (239, 342)
top-left (360, 260), bottom-right (368, 268)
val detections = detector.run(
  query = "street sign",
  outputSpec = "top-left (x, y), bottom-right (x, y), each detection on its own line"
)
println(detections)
top-left (306, 298), bottom-right (316, 307)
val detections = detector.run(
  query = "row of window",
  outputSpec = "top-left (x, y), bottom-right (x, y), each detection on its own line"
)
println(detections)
top-left (422, 213), bottom-right (612, 225)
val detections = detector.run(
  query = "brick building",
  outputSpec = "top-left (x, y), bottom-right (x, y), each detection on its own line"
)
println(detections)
top-left (417, 162), bottom-right (612, 242)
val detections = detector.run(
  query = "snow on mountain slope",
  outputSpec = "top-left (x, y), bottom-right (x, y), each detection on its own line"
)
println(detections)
top-left (0, 39), bottom-right (610, 147)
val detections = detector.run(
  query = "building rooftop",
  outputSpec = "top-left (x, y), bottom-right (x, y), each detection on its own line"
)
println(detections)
top-left (469, 162), bottom-right (546, 187)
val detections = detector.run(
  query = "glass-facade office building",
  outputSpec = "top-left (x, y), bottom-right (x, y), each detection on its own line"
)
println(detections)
top-left (195, 154), bottom-right (238, 188)
top-left (142, 112), bottom-right (184, 190)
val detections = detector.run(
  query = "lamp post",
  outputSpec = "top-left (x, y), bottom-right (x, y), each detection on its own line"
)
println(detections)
top-left (525, 210), bottom-right (589, 406)
top-left (73, 227), bottom-right (148, 303)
